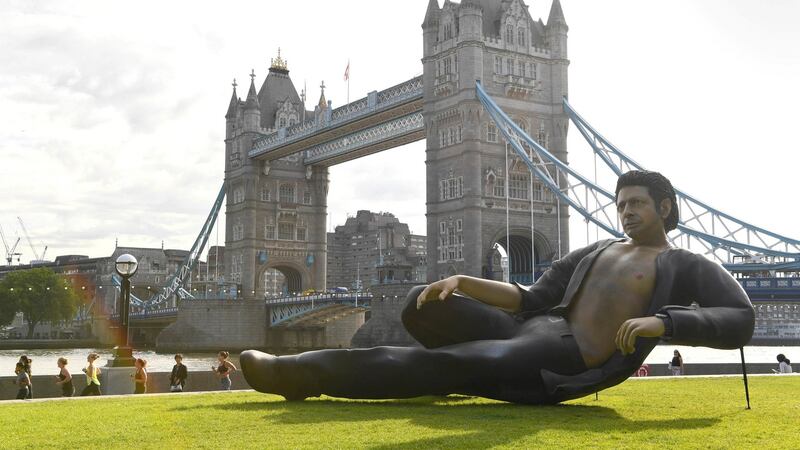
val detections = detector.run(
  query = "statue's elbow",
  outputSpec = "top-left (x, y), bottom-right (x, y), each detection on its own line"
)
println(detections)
top-left (730, 308), bottom-right (755, 348)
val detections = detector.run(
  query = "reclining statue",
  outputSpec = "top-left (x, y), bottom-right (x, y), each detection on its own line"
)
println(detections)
top-left (241, 170), bottom-right (755, 404)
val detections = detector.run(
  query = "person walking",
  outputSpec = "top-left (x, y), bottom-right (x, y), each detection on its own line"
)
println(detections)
top-left (80, 353), bottom-right (102, 396)
top-left (133, 358), bottom-right (148, 394)
top-left (668, 350), bottom-right (683, 376)
top-left (14, 362), bottom-right (31, 400)
top-left (170, 354), bottom-right (188, 392)
top-left (212, 351), bottom-right (237, 391)
top-left (55, 357), bottom-right (75, 397)
top-left (18, 356), bottom-right (32, 399)
top-left (776, 354), bottom-right (793, 374)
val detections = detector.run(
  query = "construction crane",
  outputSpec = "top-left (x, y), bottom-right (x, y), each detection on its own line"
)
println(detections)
top-left (0, 224), bottom-right (22, 266)
top-left (17, 217), bottom-right (47, 264)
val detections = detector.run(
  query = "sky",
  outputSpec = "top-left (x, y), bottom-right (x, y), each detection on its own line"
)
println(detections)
top-left (1, 0), bottom-right (799, 264)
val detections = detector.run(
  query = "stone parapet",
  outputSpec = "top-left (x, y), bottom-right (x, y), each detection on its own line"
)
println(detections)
top-left (156, 300), bottom-right (267, 353)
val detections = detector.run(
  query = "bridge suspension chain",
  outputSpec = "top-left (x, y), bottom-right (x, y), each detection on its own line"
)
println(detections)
top-left (476, 82), bottom-right (800, 268)
top-left (129, 183), bottom-right (226, 312)
top-left (563, 98), bottom-right (800, 258)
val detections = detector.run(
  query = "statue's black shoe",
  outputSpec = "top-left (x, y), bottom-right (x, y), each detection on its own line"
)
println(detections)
top-left (240, 350), bottom-right (310, 401)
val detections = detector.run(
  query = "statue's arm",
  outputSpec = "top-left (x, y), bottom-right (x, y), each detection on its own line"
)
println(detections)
top-left (416, 241), bottom-right (607, 313)
top-left (454, 275), bottom-right (525, 312)
top-left (416, 275), bottom-right (522, 311)
top-left (659, 254), bottom-right (755, 348)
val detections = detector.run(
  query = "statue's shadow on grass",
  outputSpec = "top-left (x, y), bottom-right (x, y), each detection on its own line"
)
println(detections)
top-left (173, 396), bottom-right (722, 448)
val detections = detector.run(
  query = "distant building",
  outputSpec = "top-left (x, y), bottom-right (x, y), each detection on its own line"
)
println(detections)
top-left (207, 246), bottom-right (225, 281)
top-left (0, 245), bottom-right (216, 338)
top-left (326, 210), bottom-right (427, 290)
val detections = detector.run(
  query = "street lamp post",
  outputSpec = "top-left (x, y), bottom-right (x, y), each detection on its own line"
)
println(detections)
top-left (110, 253), bottom-right (137, 367)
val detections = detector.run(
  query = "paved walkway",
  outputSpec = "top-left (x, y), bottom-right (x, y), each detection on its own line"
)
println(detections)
top-left (3, 373), bottom-right (797, 404)
top-left (1, 388), bottom-right (256, 404)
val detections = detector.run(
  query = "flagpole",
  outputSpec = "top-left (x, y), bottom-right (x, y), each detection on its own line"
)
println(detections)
top-left (346, 59), bottom-right (350, 103)
top-left (301, 80), bottom-right (307, 123)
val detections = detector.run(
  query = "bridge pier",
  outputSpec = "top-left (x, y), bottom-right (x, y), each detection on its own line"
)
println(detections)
top-left (351, 282), bottom-right (419, 348)
top-left (156, 297), bottom-right (367, 353)
top-left (265, 308), bottom-right (364, 353)
top-left (156, 299), bottom-right (268, 353)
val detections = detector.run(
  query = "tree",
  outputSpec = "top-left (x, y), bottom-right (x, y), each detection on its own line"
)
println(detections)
top-left (2, 268), bottom-right (80, 339)
top-left (0, 276), bottom-right (19, 327)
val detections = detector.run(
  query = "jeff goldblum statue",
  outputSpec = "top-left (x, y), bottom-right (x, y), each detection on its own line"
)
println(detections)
top-left (241, 170), bottom-right (755, 404)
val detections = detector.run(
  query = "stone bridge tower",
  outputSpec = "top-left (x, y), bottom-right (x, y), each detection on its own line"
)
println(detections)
top-left (224, 53), bottom-right (328, 299)
top-left (422, 0), bottom-right (570, 282)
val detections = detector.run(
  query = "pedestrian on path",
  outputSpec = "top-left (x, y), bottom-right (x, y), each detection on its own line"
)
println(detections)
top-left (55, 357), bottom-right (75, 397)
top-left (775, 354), bottom-right (793, 374)
top-left (668, 350), bottom-right (684, 376)
top-left (14, 362), bottom-right (30, 400)
top-left (18, 355), bottom-right (32, 399)
top-left (133, 358), bottom-right (148, 394)
top-left (170, 354), bottom-right (188, 392)
top-left (212, 351), bottom-right (237, 391)
top-left (80, 353), bottom-right (102, 396)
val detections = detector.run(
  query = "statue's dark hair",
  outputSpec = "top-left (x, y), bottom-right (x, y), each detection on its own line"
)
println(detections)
top-left (615, 170), bottom-right (679, 232)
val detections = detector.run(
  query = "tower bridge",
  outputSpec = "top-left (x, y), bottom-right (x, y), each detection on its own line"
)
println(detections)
top-left (222, 0), bottom-right (571, 302)
top-left (114, 0), bottom-right (797, 348)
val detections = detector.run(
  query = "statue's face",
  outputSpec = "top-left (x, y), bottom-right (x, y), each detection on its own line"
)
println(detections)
top-left (616, 186), bottom-right (667, 239)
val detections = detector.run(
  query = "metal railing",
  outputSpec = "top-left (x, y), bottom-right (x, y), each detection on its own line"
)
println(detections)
top-left (265, 292), bottom-right (372, 306)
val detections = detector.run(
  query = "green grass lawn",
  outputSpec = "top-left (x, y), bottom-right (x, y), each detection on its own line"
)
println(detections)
top-left (1, 376), bottom-right (798, 449)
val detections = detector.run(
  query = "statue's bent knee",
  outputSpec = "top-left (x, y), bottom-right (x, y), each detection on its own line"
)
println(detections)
top-left (401, 285), bottom-right (427, 327)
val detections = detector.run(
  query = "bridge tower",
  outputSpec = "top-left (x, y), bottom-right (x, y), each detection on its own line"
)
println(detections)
top-left (422, 0), bottom-right (570, 282)
top-left (224, 53), bottom-right (328, 300)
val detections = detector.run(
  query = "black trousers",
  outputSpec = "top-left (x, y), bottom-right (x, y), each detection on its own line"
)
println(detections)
top-left (62, 384), bottom-right (75, 397)
top-left (81, 383), bottom-right (101, 396)
top-left (272, 285), bottom-right (588, 404)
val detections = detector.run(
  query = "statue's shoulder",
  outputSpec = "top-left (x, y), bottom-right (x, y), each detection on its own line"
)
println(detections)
top-left (664, 246), bottom-right (695, 259)
top-left (662, 248), bottom-right (727, 281)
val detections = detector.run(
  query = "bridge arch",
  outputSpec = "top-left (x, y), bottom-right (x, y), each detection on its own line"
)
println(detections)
top-left (258, 262), bottom-right (307, 296)
top-left (485, 227), bottom-right (554, 284)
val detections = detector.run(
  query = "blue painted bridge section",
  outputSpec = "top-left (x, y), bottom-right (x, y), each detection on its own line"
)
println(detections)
top-left (739, 277), bottom-right (800, 302)
top-left (266, 292), bottom-right (372, 326)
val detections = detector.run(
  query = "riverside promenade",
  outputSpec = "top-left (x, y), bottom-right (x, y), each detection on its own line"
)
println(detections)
top-left (0, 363), bottom-right (788, 401)
top-left (0, 370), bottom-right (249, 399)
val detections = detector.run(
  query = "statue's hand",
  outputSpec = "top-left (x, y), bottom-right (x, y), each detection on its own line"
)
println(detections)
top-left (416, 276), bottom-right (460, 310)
top-left (615, 316), bottom-right (665, 355)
